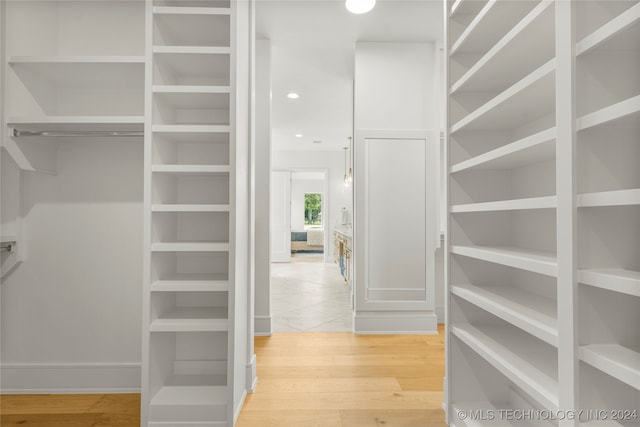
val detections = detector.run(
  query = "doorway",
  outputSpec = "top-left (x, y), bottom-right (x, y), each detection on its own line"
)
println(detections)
top-left (269, 168), bottom-right (353, 332)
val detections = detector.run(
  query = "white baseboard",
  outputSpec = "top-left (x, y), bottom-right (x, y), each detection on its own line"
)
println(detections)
top-left (354, 311), bottom-right (438, 334)
top-left (233, 389), bottom-right (248, 424)
top-left (0, 362), bottom-right (141, 394)
top-left (246, 354), bottom-right (257, 392)
top-left (254, 315), bottom-right (272, 336)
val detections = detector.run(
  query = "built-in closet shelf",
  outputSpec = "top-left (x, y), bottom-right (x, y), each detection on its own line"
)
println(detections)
top-left (577, 189), bottom-right (640, 208)
top-left (451, 1), bottom-right (554, 93)
top-left (578, 269), bottom-right (640, 298)
top-left (451, 128), bottom-right (556, 173)
top-left (8, 56), bottom-right (145, 64)
top-left (580, 344), bottom-right (640, 390)
top-left (153, 85), bottom-right (231, 94)
top-left (153, 46), bottom-right (231, 55)
top-left (150, 384), bottom-right (227, 408)
top-left (577, 95), bottom-right (640, 131)
top-left (451, 284), bottom-right (558, 346)
top-left (452, 324), bottom-right (559, 410)
top-left (152, 204), bottom-right (230, 213)
top-left (450, 59), bottom-right (555, 134)
top-left (153, 6), bottom-right (231, 15)
top-left (150, 308), bottom-right (228, 332)
top-left (451, 245), bottom-right (558, 277)
top-left (8, 57), bottom-right (145, 89)
top-left (8, 116), bottom-right (144, 132)
top-left (451, 196), bottom-right (556, 213)
top-left (151, 242), bottom-right (230, 252)
top-left (576, 2), bottom-right (640, 56)
top-left (151, 278), bottom-right (229, 293)
top-left (151, 165), bottom-right (230, 174)
top-left (449, 0), bottom-right (486, 19)
top-left (153, 125), bottom-right (230, 134)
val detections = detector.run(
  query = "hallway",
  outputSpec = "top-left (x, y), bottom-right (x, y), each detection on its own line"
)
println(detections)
top-left (271, 262), bottom-right (353, 332)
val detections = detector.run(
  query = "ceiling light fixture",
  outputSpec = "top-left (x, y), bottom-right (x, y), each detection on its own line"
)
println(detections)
top-left (287, 93), bottom-right (300, 99)
top-left (345, 0), bottom-right (375, 14)
top-left (296, 134), bottom-right (303, 138)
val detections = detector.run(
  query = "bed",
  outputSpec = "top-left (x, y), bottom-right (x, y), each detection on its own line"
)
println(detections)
top-left (291, 229), bottom-right (324, 253)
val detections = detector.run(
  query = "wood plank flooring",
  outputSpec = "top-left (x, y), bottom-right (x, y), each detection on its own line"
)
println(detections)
top-left (0, 326), bottom-right (445, 427)
top-left (236, 326), bottom-right (446, 427)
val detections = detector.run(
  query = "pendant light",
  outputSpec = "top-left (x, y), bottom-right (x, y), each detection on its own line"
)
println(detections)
top-left (343, 147), bottom-right (350, 187)
top-left (345, 0), bottom-right (376, 14)
top-left (347, 137), bottom-right (353, 183)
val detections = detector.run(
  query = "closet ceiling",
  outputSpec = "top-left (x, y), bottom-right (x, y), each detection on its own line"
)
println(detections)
top-left (256, 0), bottom-right (443, 151)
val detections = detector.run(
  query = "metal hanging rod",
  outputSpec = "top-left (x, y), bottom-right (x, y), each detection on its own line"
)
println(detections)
top-left (12, 129), bottom-right (144, 138)
top-left (1, 241), bottom-right (16, 254)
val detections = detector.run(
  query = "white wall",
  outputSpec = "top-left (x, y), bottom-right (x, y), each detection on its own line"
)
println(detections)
top-left (254, 39), bottom-right (271, 336)
top-left (1, 142), bottom-right (143, 392)
top-left (354, 42), bottom-right (444, 325)
top-left (355, 42), bottom-right (438, 131)
top-left (290, 177), bottom-right (324, 231)
top-left (272, 150), bottom-right (352, 261)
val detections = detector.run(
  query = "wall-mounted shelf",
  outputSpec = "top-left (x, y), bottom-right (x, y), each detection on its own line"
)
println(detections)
top-left (451, 1), bottom-right (554, 94)
top-left (152, 204), bottom-right (230, 212)
top-left (451, 60), bottom-right (555, 133)
top-left (450, 128), bottom-right (556, 173)
top-left (578, 269), bottom-right (640, 298)
top-left (151, 242), bottom-right (230, 252)
top-left (580, 344), bottom-right (640, 390)
top-left (452, 323), bottom-right (559, 410)
top-left (577, 189), bottom-right (640, 208)
top-left (451, 245), bottom-right (558, 277)
top-left (451, 283), bottom-right (557, 346)
top-left (451, 196), bottom-right (556, 213)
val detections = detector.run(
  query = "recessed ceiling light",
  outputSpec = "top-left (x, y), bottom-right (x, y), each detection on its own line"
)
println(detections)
top-left (287, 93), bottom-right (300, 99)
top-left (345, 0), bottom-right (375, 14)
top-left (296, 134), bottom-right (303, 138)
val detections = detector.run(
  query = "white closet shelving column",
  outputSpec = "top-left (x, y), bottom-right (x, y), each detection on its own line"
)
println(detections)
top-left (574, 0), bottom-right (640, 420)
top-left (446, 1), bottom-right (640, 425)
top-left (142, 1), bottom-right (234, 426)
top-left (446, 0), bottom-right (560, 423)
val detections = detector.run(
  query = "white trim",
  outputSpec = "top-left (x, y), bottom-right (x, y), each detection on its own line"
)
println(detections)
top-left (254, 315), bottom-right (272, 336)
top-left (367, 288), bottom-right (427, 300)
top-left (246, 354), bottom-right (258, 392)
top-left (233, 389), bottom-right (248, 424)
top-left (1, 363), bottom-right (141, 394)
top-left (353, 311), bottom-right (438, 334)
top-left (355, 129), bottom-right (438, 313)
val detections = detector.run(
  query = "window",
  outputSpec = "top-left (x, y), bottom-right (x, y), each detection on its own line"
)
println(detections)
top-left (304, 193), bottom-right (322, 226)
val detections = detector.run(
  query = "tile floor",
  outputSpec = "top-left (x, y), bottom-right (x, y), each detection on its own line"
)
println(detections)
top-left (271, 261), bottom-right (353, 332)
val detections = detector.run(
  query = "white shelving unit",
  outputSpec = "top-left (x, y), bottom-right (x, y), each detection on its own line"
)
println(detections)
top-left (446, 1), bottom-right (640, 425)
top-left (142, 1), bottom-right (239, 426)
top-left (2, 0), bottom-right (146, 171)
top-left (574, 1), bottom-right (640, 419)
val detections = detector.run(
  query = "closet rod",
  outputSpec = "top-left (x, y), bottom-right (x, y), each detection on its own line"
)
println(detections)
top-left (0, 241), bottom-right (16, 254)
top-left (12, 129), bottom-right (144, 138)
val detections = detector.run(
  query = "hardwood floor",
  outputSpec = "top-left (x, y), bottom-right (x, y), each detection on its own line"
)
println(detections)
top-left (0, 326), bottom-right (445, 427)
top-left (236, 326), bottom-right (446, 427)
top-left (0, 393), bottom-right (140, 426)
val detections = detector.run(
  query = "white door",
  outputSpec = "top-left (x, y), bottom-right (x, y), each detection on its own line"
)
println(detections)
top-left (270, 171), bottom-right (291, 262)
